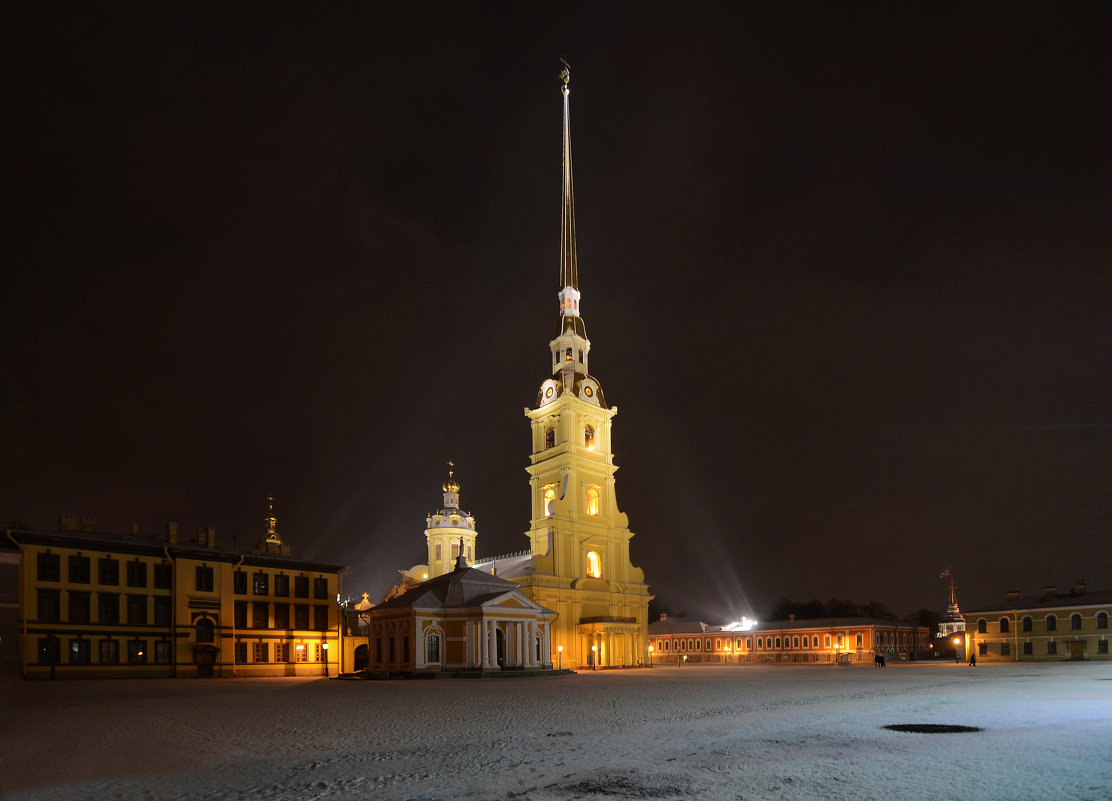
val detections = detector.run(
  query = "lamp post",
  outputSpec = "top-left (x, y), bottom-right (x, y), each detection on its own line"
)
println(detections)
top-left (648, 645), bottom-right (653, 668)
top-left (557, 644), bottom-right (562, 670)
top-left (323, 642), bottom-right (330, 677)
top-left (953, 636), bottom-right (961, 664)
top-left (724, 644), bottom-right (731, 664)
top-left (591, 644), bottom-right (597, 671)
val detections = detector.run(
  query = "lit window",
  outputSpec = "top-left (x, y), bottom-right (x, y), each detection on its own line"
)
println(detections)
top-left (586, 487), bottom-right (599, 516)
top-left (586, 551), bottom-right (601, 578)
top-left (544, 487), bottom-right (555, 515)
top-left (584, 425), bottom-right (595, 449)
top-left (566, 348), bottom-right (572, 361)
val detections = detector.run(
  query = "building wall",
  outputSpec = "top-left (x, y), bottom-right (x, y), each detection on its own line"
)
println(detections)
top-left (967, 601), bottom-right (1112, 662)
top-left (649, 623), bottom-right (929, 665)
top-left (8, 529), bottom-right (343, 679)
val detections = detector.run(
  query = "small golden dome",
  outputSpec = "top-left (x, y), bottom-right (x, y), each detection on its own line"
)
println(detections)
top-left (443, 477), bottom-right (460, 493)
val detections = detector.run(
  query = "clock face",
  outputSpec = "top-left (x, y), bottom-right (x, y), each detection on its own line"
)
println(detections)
top-left (584, 386), bottom-right (593, 397)
top-left (545, 387), bottom-right (554, 399)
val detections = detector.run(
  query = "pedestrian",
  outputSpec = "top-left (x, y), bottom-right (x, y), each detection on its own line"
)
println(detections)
top-left (968, 652), bottom-right (976, 667)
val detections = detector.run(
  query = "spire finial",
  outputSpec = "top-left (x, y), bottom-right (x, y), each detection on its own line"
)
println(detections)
top-left (559, 58), bottom-right (579, 305)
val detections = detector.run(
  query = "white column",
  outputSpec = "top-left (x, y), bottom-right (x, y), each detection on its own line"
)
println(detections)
top-left (479, 621), bottom-right (487, 668)
top-left (488, 621), bottom-right (497, 667)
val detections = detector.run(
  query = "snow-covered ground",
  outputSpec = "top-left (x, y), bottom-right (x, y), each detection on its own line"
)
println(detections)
top-left (2, 661), bottom-right (1110, 800)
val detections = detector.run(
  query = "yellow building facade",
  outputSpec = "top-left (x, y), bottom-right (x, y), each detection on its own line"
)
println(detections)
top-left (5, 514), bottom-right (345, 679)
top-left (965, 584), bottom-right (1112, 662)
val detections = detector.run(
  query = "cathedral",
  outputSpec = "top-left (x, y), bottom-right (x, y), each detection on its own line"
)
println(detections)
top-left (371, 65), bottom-right (652, 672)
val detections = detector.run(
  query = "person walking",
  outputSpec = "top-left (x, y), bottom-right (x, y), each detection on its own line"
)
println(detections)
top-left (968, 651), bottom-right (977, 667)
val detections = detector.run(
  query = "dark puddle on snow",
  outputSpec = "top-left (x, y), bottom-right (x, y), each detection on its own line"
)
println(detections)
top-left (884, 724), bottom-right (982, 734)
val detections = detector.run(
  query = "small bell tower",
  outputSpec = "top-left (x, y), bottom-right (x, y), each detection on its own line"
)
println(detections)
top-left (425, 461), bottom-right (478, 578)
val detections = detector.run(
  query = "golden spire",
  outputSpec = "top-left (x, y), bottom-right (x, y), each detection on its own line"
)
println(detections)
top-left (559, 58), bottom-right (578, 294)
top-left (262, 496), bottom-right (282, 548)
top-left (442, 459), bottom-right (460, 493)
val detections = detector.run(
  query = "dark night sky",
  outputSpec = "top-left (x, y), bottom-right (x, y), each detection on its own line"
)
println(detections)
top-left (5, 3), bottom-right (1112, 621)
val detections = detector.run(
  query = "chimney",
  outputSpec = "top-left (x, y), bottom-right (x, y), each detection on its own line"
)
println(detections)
top-left (1045, 585), bottom-right (1057, 598)
top-left (167, 522), bottom-right (178, 543)
top-left (1005, 591), bottom-right (1019, 602)
top-left (660, 613), bottom-right (668, 622)
top-left (80, 516), bottom-right (96, 532)
top-left (1075, 582), bottom-right (1087, 595)
top-left (60, 514), bottom-right (77, 532)
top-left (789, 614), bottom-right (796, 622)
top-left (130, 522), bottom-right (140, 535)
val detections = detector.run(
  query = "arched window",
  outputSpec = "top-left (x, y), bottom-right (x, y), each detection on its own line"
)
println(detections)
top-left (195, 617), bottom-right (214, 644)
top-left (1022, 615), bottom-right (1033, 632)
top-left (715, 638), bottom-right (721, 650)
top-left (1098, 612), bottom-right (1108, 629)
top-left (1071, 613), bottom-right (1082, 630)
top-left (584, 425), bottom-right (595, 449)
top-left (586, 551), bottom-right (601, 579)
top-left (565, 347), bottom-right (573, 361)
top-left (544, 487), bottom-right (555, 516)
top-left (1000, 617), bottom-right (1010, 633)
top-left (746, 637), bottom-right (753, 650)
top-left (856, 633), bottom-right (863, 649)
top-left (545, 427), bottom-right (555, 449)
top-left (757, 637), bottom-right (763, 649)
top-left (1046, 614), bottom-right (1057, 631)
top-left (774, 637), bottom-right (781, 649)
top-left (824, 635), bottom-right (831, 648)
top-left (586, 487), bottom-right (599, 516)
top-left (812, 636), bottom-right (819, 648)
top-left (426, 634), bottom-right (441, 663)
top-left (793, 636), bottom-right (800, 648)
top-left (977, 618), bottom-right (987, 634)
top-left (695, 639), bottom-right (701, 651)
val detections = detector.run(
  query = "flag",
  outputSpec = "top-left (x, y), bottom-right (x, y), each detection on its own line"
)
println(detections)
top-left (939, 568), bottom-right (951, 578)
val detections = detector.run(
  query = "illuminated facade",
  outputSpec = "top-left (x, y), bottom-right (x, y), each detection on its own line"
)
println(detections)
top-left (965, 584), bottom-right (1112, 662)
top-left (474, 65), bottom-right (652, 669)
top-left (366, 551), bottom-right (556, 675)
top-left (648, 614), bottom-right (930, 664)
top-left (5, 510), bottom-right (345, 679)
top-left (425, 464), bottom-right (477, 579)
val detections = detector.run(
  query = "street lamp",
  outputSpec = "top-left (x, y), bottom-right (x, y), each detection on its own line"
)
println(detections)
top-left (724, 644), bottom-right (731, 664)
top-left (591, 644), bottom-right (597, 671)
top-left (648, 645), bottom-right (653, 668)
top-left (953, 636), bottom-right (961, 664)
top-left (322, 642), bottom-right (330, 677)
top-left (557, 644), bottom-right (563, 670)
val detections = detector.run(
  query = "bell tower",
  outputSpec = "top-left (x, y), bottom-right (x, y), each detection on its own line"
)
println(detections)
top-left (425, 462), bottom-right (478, 579)
top-left (515, 63), bottom-right (651, 669)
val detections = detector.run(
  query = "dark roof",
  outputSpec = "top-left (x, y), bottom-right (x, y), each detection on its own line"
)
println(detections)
top-left (756, 617), bottom-right (926, 631)
top-left (374, 563), bottom-right (551, 613)
top-left (967, 589), bottom-right (1112, 614)
top-left (4, 527), bottom-right (346, 572)
top-left (648, 617), bottom-right (712, 635)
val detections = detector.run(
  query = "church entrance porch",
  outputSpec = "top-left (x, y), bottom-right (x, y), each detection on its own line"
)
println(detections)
top-left (577, 617), bottom-right (641, 669)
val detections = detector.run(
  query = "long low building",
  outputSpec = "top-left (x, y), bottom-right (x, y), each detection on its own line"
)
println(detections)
top-left (648, 614), bottom-right (929, 664)
top-left (3, 512), bottom-right (346, 679)
top-left (964, 583), bottom-right (1111, 662)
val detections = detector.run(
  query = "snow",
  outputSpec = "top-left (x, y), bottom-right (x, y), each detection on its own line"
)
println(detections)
top-left (2, 661), bottom-right (1111, 800)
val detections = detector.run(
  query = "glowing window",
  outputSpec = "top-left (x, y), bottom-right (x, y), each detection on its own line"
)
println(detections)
top-left (586, 487), bottom-right (599, 516)
top-left (586, 551), bottom-right (601, 578)
top-left (584, 425), bottom-right (595, 449)
top-left (565, 347), bottom-right (572, 361)
top-left (856, 633), bottom-right (863, 649)
top-left (544, 487), bottom-right (555, 516)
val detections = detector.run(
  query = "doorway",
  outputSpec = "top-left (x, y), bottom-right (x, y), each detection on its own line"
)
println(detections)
top-left (1070, 641), bottom-right (1084, 660)
top-left (194, 646), bottom-right (216, 677)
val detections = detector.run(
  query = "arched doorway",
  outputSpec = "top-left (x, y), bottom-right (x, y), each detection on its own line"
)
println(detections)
top-left (353, 644), bottom-right (368, 672)
top-left (496, 628), bottom-right (506, 668)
